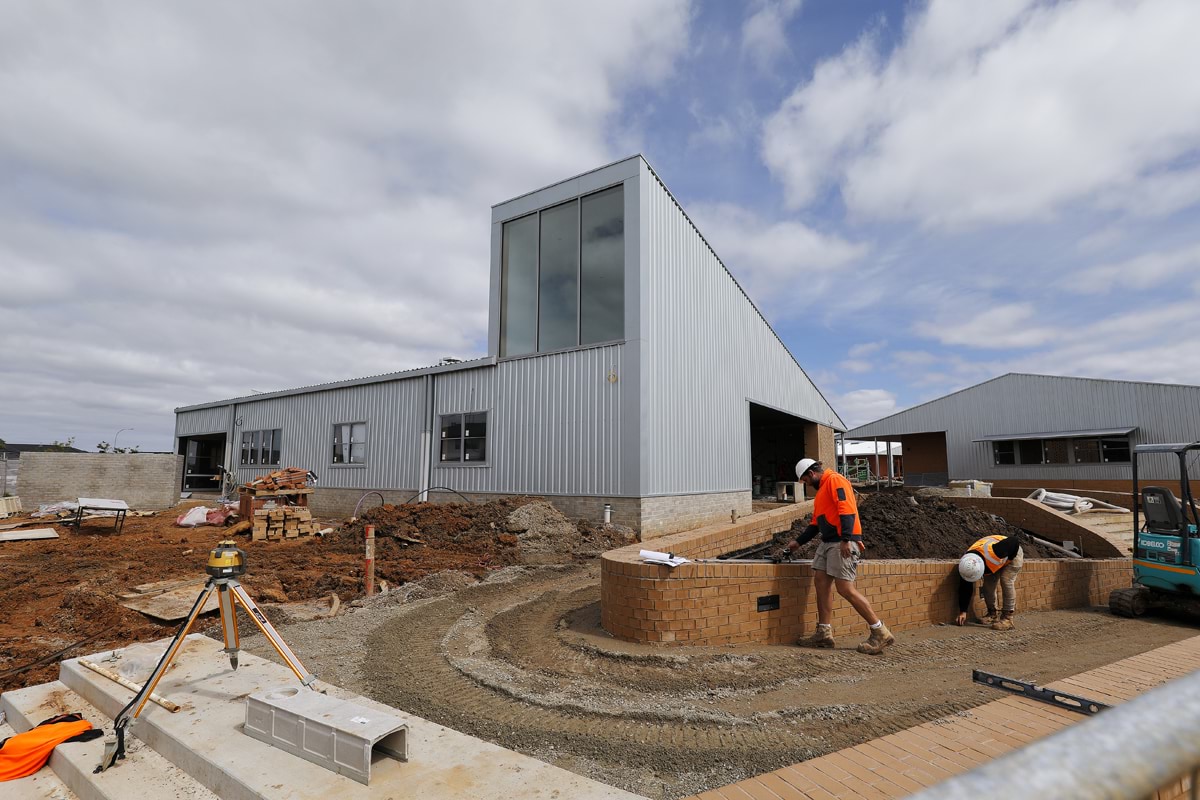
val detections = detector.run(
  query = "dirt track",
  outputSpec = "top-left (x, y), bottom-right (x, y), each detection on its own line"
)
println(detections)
top-left (248, 562), bottom-right (1200, 800)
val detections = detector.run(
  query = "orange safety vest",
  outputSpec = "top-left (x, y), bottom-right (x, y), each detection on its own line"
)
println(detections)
top-left (968, 535), bottom-right (1010, 573)
top-left (813, 471), bottom-right (862, 538)
top-left (0, 715), bottom-right (95, 782)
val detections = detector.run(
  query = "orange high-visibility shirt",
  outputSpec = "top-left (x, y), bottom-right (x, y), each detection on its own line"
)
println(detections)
top-left (812, 470), bottom-right (862, 540)
top-left (969, 535), bottom-right (1011, 573)
top-left (0, 718), bottom-right (94, 782)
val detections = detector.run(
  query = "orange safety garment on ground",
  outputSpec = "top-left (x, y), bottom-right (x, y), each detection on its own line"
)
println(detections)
top-left (0, 714), bottom-right (96, 782)
top-left (968, 535), bottom-right (1011, 573)
top-left (812, 470), bottom-right (862, 541)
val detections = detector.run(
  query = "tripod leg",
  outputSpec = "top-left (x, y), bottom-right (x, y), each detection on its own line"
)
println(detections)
top-left (229, 583), bottom-right (317, 687)
top-left (216, 583), bottom-right (240, 670)
top-left (96, 582), bottom-right (216, 772)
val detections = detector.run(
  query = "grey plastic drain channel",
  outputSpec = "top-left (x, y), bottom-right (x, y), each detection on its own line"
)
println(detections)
top-left (244, 686), bottom-right (409, 785)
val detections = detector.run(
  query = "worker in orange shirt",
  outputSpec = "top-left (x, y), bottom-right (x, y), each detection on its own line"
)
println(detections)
top-left (778, 459), bottom-right (895, 655)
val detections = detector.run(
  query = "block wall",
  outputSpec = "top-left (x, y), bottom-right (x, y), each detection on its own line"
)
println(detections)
top-left (18, 453), bottom-right (184, 510)
top-left (601, 503), bottom-right (1132, 645)
top-left (946, 496), bottom-right (1124, 557)
top-left (639, 491), bottom-right (753, 539)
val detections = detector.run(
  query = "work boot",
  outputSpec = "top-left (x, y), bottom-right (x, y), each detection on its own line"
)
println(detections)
top-left (856, 624), bottom-right (896, 655)
top-left (992, 611), bottom-right (1015, 632)
top-left (797, 625), bottom-right (835, 648)
top-left (978, 609), bottom-right (998, 626)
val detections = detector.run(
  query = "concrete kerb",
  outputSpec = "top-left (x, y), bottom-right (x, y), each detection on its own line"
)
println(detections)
top-left (52, 634), bottom-right (644, 800)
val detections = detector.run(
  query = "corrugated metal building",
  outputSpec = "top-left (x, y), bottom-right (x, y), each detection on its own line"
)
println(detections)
top-left (845, 373), bottom-right (1200, 498)
top-left (175, 156), bottom-right (843, 537)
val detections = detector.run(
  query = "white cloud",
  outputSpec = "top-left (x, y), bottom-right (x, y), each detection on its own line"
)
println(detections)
top-left (840, 359), bottom-right (873, 374)
top-left (912, 301), bottom-right (1059, 349)
top-left (762, 0), bottom-right (1200, 228)
top-left (742, 0), bottom-right (803, 70)
top-left (849, 340), bottom-right (887, 358)
top-left (685, 202), bottom-right (868, 314)
top-left (834, 388), bottom-right (897, 428)
top-left (1066, 242), bottom-right (1200, 294)
top-left (0, 1), bottom-right (691, 449)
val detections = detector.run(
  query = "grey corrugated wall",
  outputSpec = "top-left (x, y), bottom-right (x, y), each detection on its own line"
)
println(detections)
top-left (432, 345), bottom-right (624, 495)
top-left (846, 374), bottom-right (1200, 482)
top-left (639, 164), bottom-right (843, 496)
top-left (175, 406), bottom-right (230, 437)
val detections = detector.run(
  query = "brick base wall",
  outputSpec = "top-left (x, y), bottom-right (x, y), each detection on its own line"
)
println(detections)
top-left (18, 453), bottom-right (184, 510)
top-left (946, 496), bottom-right (1124, 557)
top-left (601, 503), bottom-right (1132, 645)
top-left (638, 491), bottom-right (753, 539)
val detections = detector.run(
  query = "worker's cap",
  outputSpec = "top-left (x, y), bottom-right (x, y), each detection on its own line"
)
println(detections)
top-left (795, 458), bottom-right (821, 479)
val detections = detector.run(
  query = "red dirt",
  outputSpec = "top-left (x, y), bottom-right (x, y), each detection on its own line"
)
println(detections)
top-left (0, 496), bottom-right (627, 693)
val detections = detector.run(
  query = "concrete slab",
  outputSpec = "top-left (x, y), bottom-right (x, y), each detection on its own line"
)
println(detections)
top-left (118, 584), bottom-right (218, 622)
top-left (1, 681), bottom-right (217, 800)
top-left (0, 719), bottom-right (79, 799)
top-left (60, 634), bottom-right (645, 800)
top-left (0, 528), bottom-right (59, 542)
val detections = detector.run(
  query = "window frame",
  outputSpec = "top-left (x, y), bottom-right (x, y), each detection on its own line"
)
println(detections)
top-left (498, 182), bottom-right (626, 359)
top-left (437, 410), bottom-right (490, 467)
top-left (239, 428), bottom-right (282, 467)
top-left (331, 421), bottom-right (368, 467)
top-left (990, 436), bottom-right (1131, 467)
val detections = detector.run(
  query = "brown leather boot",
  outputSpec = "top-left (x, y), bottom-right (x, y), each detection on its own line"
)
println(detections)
top-left (978, 609), bottom-right (998, 626)
top-left (797, 625), bottom-right (835, 648)
top-left (992, 611), bottom-right (1014, 631)
top-left (856, 624), bottom-right (896, 655)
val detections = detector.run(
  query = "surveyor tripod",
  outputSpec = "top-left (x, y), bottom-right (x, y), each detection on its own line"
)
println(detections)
top-left (96, 540), bottom-right (316, 772)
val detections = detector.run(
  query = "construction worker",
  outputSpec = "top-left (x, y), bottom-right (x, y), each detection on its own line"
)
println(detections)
top-left (955, 534), bottom-right (1024, 631)
top-left (778, 459), bottom-right (895, 655)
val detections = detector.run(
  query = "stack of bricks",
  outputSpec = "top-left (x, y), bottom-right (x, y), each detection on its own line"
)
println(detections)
top-left (253, 506), bottom-right (317, 540)
top-left (245, 467), bottom-right (310, 492)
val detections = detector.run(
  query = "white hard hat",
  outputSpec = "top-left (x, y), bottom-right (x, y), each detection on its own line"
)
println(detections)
top-left (958, 552), bottom-right (986, 582)
top-left (795, 458), bottom-right (819, 480)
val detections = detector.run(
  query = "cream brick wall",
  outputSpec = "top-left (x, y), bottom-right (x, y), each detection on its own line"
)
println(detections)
top-left (19, 453), bottom-right (184, 510)
top-left (638, 491), bottom-right (753, 539)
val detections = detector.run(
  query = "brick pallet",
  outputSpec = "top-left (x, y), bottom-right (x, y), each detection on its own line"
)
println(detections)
top-left (253, 506), bottom-right (318, 540)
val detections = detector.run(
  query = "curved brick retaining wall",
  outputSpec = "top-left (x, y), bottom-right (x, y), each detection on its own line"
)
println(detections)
top-left (600, 503), bottom-right (1132, 645)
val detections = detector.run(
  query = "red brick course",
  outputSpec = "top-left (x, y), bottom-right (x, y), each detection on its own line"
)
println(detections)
top-left (601, 502), bottom-right (1132, 646)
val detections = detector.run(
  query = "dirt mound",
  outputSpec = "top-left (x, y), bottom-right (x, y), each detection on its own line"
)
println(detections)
top-left (781, 490), bottom-right (1065, 559)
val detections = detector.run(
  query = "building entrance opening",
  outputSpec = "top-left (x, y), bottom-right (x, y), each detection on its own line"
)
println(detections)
top-left (749, 403), bottom-right (809, 500)
top-left (179, 433), bottom-right (226, 493)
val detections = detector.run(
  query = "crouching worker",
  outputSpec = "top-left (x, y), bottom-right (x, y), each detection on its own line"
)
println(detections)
top-left (780, 458), bottom-right (895, 655)
top-left (955, 534), bottom-right (1024, 631)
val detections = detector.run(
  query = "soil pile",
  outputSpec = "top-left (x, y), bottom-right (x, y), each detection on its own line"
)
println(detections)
top-left (781, 490), bottom-right (1066, 559)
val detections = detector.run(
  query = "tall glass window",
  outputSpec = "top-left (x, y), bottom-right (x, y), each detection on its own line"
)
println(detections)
top-left (537, 200), bottom-right (579, 352)
top-left (498, 184), bottom-right (625, 357)
top-left (580, 185), bottom-right (624, 345)
top-left (500, 214), bottom-right (538, 357)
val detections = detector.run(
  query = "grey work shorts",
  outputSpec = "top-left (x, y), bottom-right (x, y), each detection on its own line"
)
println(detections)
top-left (812, 540), bottom-right (860, 581)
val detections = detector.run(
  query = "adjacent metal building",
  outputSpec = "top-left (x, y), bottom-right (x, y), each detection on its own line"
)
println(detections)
top-left (845, 373), bottom-right (1200, 496)
top-left (176, 156), bottom-right (843, 536)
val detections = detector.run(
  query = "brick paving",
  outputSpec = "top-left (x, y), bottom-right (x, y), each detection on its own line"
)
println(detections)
top-left (687, 635), bottom-right (1200, 799)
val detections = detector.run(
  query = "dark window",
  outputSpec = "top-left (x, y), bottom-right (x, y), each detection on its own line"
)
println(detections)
top-left (538, 200), bottom-right (579, 352)
top-left (993, 441), bottom-right (1015, 465)
top-left (240, 429), bottom-right (282, 466)
top-left (1044, 439), bottom-right (1069, 464)
top-left (1018, 440), bottom-right (1044, 465)
top-left (333, 422), bottom-right (366, 464)
top-left (500, 214), bottom-right (538, 357)
top-left (1101, 438), bottom-right (1131, 463)
top-left (580, 185), bottom-right (624, 345)
top-left (498, 185), bottom-right (625, 357)
top-left (440, 412), bottom-right (489, 464)
top-left (1074, 439), bottom-right (1102, 463)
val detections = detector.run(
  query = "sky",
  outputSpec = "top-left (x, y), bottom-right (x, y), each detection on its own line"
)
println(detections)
top-left (2, 0), bottom-right (1200, 452)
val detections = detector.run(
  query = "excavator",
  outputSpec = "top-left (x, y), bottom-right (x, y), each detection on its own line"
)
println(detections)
top-left (1109, 442), bottom-right (1200, 617)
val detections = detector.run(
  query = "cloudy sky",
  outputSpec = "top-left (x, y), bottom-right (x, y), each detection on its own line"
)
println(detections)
top-left (2, 0), bottom-right (1199, 452)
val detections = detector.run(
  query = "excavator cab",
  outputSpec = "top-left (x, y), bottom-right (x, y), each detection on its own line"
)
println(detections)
top-left (1110, 442), bottom-right (1200, 617)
